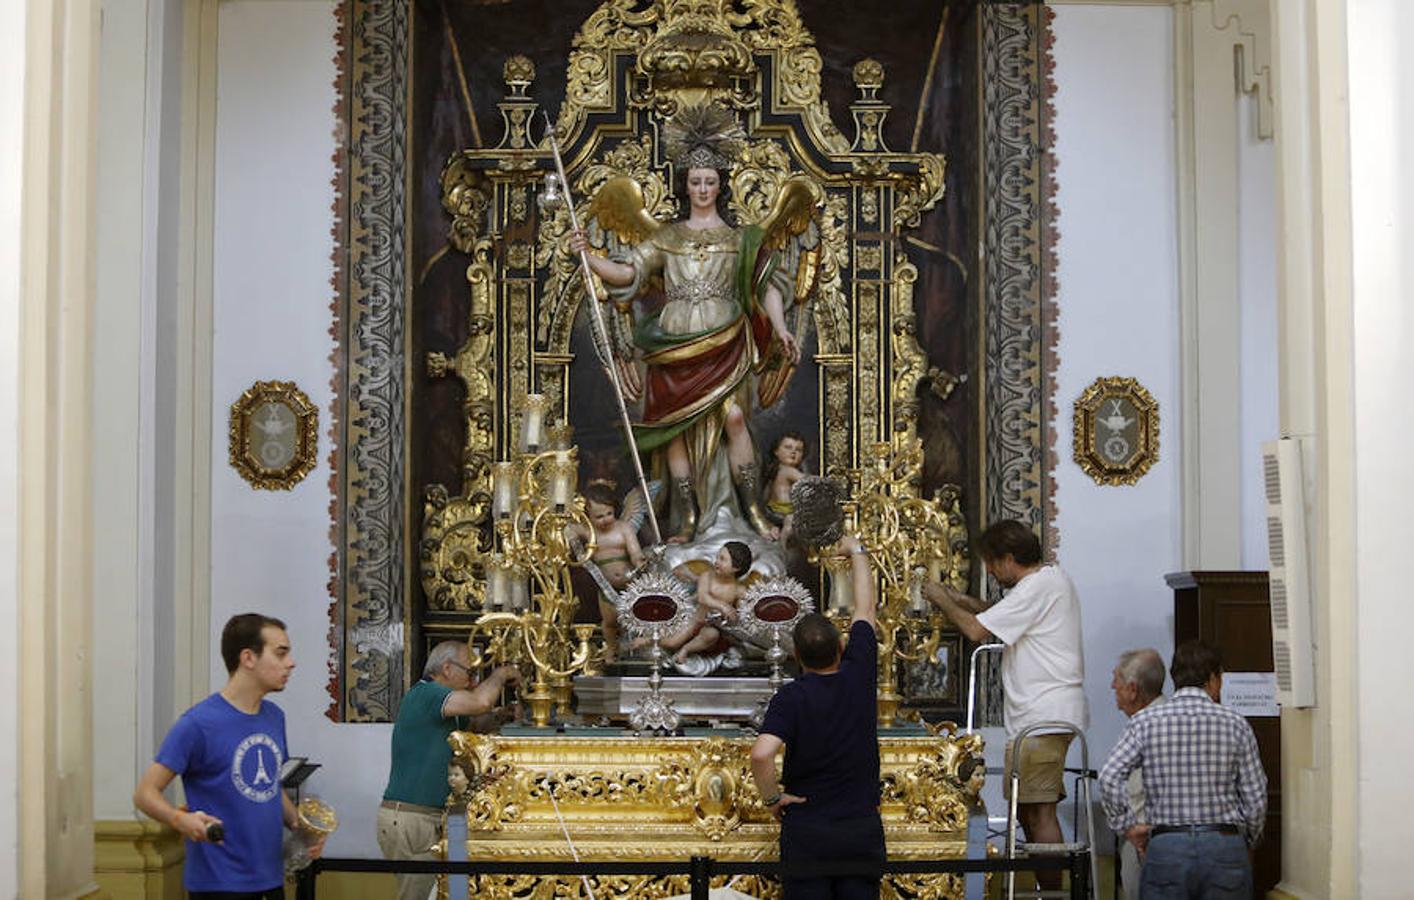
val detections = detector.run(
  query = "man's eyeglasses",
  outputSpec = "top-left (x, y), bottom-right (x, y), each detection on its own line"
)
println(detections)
top-left (448, 661), bottom-right (476, 677)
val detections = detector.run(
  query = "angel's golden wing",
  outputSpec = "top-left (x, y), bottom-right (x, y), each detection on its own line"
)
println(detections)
top-left (588, 176), bottom-right (662, 246)
top-left (758, 175), bottom-right (823, 253)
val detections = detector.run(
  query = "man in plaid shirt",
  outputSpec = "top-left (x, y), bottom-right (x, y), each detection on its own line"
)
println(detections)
top-left (1099, 641), bottom-right (1267, 899)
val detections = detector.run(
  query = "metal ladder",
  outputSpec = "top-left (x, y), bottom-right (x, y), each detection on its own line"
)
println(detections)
top-left (965, 645), bottom-right (1100, 900)
top-left (1003, 723), bottom-right (1100, 900)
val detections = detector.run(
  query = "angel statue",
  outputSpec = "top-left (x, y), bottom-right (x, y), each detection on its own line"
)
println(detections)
top-left (569, 105), bottom-right (819, 555)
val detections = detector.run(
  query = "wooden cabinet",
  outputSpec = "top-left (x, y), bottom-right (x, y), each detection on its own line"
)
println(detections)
top-left (1166, 570), bottom-right (1281, 899)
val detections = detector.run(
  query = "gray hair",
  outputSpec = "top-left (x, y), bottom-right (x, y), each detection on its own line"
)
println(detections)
top-left (1115, 648), bottom-right (1165, 701)
top-left (423, 640), bottom-right (468, 679)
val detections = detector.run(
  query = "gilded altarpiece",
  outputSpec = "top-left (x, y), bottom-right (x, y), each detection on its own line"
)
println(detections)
top-left (330, 0), bottom-right (1056, 732)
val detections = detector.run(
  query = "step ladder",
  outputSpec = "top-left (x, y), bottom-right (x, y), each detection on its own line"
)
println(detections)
top-left (965, 645), bottom-right (1100, 900)
top-left (1003, 723), bottom-right (1100, 900)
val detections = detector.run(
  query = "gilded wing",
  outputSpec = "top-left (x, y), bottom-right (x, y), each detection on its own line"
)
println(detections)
top-left (588, 176), bottom-right (661, 247)
top-left (758, 175), bottom-right (823, 253)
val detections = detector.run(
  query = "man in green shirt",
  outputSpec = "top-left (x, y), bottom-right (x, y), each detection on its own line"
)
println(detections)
top-left (377, 640), bottom-right (519, 900)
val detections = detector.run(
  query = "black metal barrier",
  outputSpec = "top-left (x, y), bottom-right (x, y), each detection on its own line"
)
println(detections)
top-left (294, 850), bottom-right (1092, 899)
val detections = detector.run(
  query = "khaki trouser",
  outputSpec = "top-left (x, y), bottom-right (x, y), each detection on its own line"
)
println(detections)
top-left (376, 802), bottom-right (442, 900)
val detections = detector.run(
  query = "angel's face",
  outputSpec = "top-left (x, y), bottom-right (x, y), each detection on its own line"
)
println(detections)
top-left (685, 167), bottom-right (721, 213)
top-left (775, 437), bottom-right (804, 468)
top-left (587, 500), bottom-right (617, 531)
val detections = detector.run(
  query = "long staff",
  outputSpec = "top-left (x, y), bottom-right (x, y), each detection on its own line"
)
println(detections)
top-left (542, 113), bottom-right (663, 545)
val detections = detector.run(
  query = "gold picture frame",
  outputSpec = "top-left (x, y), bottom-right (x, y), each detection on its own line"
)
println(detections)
top-left (229, 380), bottom-right (319, 491)
top-left (1073, 376), bottom-right (1159, 486)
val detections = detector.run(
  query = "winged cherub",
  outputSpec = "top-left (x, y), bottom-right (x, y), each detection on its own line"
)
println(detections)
top-left (569, 104), bottom-right (820, 546)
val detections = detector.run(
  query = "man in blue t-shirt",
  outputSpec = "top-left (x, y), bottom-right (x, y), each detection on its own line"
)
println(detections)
top-left (752, 533), bottom-right (882, 899)
top-left (134, 613), bottom-right (324, 899)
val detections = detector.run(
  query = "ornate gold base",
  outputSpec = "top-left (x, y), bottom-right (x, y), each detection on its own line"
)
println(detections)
top-left (453, 731), bottom-right (984, 899)
top-left (92, 819), bottom-right (184, 900)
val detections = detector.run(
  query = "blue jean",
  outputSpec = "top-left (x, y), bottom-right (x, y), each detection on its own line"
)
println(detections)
top-left (1140, 830), bottom-right (1251, 899)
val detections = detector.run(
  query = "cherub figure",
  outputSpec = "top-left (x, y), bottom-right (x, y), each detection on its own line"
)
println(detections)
top-left (569, 482), bottom-right (646, 663)
top-left (659, 541), bottom-right (751, 664)
top-left (762, 431), bottom-right (807, 541)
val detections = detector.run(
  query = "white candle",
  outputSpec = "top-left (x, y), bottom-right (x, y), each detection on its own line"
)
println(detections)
top-left (486, 559), bottom-right (509, 610)
top-left (519, 394), bottom-right (547, 453)
top-left (492, 461), bottom-right (518, 520)
top-left (509, 575), bottom-right (530, 612)
top-left (908, 567), bottom-right (928, 616)
top-left (549, 451), bottom-right (575, 511)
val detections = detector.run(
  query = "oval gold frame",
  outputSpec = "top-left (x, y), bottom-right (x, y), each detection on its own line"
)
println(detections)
top-left (229, 380), bottom-right (319, 491)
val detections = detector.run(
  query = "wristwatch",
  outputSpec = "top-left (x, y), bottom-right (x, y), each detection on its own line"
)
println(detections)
top-left (762, 792), bottom-right (782, 807)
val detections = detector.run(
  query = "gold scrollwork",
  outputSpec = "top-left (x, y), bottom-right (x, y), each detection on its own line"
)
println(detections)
top-left (450, 732), bottom-right (977, 897)
top-left (728, 140), bottom-right (794, 222)
top-left (440, 157), bottom-right (492, 254)
top-left (889, 253), bottom-right (925, 434)
top-left (422, 239), bottom-right (497, 609)
top-left (894, 152), bottom-right (947, 230)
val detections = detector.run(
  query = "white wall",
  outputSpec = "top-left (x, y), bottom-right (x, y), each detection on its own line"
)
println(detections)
top-left (1236, 93), bottom-right (1279, 570)
top-left (209, 0), bottom-right (390, 856)
top-left (1048, 2), bottom-right (1183, 802)
top-left (0, 0), bottom-right (26, 888)
top-left (1348, 2), bottom-right (1414, 896)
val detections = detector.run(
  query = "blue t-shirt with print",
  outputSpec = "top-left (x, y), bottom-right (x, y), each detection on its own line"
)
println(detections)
top-left (156, 693), bottom-right (288, 892)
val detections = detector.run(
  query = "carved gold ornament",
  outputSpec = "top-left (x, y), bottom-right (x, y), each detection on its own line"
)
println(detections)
top-left (228, 380), bottom-right (318, 491)
top-left (1073, 376), bottom-right (1160, 485)
top-left (450, 732), bottom-right (982, 897)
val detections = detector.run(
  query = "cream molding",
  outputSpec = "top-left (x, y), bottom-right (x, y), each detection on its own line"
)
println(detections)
top-left (1212, 0), bottom-right (1275, 138)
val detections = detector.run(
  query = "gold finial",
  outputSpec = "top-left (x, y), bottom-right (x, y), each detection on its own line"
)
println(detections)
top-left (503, 55), bottom-right (535, 96)
top-left (853, 58), bottom-right (885, 93)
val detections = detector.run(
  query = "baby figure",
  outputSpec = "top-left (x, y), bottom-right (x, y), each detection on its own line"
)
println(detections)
top-left (576, 483), bottom-right (645, 663)
top-left (763, 431), bottom-right (807, 541)
top-left (660, 541), bottom-right (752, 664)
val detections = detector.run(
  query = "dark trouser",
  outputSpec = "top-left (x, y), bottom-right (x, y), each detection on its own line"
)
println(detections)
top-left (188, 889), bottom-right (284, 900)
top-left (779, 812), bottom-right (886, 900)
top-left (1140, 831), bottom-right (1252, 899)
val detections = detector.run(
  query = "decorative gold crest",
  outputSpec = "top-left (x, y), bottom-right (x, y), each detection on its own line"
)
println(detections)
top-left (1073, 376), bottom-right (1159, 486)
top-left (228, 380), bottom-right (319, 490)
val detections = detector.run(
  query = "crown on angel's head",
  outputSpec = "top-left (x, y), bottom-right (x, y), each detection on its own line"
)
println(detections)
top-left (664, 104), bottom-right (746, 171)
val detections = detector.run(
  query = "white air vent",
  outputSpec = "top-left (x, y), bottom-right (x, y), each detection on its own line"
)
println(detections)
top-left (1262, 438), bottom-right (1315, 707)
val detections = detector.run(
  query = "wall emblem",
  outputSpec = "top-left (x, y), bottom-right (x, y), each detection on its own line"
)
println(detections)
top-left (1073, 376), bottom-right (1159, 485)
top-left (229, 380), bottom-right (319, 490)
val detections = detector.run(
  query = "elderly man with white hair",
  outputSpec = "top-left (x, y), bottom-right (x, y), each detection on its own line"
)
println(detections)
top-left (1109, 648), bottom-right (1166, 900)
top-left (377, 641), bottom-right (519, 900)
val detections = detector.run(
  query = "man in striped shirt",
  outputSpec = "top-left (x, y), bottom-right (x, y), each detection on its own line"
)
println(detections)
top-left (1099, 641), bottom-right (1267, 899)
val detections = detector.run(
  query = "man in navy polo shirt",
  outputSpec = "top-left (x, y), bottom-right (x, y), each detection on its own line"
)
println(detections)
top-left (751, 533), bottom-right (881, 899)
top-left (134, 613), bottom-right (324, 900)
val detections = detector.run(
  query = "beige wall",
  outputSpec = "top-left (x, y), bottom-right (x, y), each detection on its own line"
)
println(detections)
top-left (15, 0), bottom-right (101, 893)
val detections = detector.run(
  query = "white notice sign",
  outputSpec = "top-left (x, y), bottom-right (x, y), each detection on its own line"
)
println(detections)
top-left (1221, 672), bottom-right (1279, 717)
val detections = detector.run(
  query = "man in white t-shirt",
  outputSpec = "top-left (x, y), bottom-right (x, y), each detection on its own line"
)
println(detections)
top-left (924, 520), bottom-right (1087, 890)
